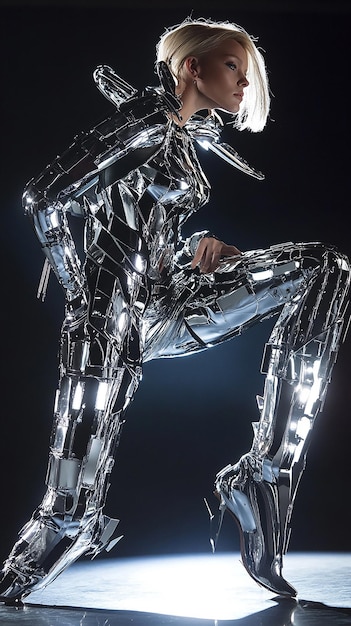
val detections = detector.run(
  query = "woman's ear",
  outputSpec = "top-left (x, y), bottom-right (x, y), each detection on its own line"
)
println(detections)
top-left (183, 56), bottom-right (199, 81)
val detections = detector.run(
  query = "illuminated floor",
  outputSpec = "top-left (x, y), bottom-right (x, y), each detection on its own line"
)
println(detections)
top-left (0, 553), bottom-right (350, 625)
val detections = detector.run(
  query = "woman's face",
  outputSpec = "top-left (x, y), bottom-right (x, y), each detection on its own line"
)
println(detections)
top-left (191, 38), bottom-right (249, 114)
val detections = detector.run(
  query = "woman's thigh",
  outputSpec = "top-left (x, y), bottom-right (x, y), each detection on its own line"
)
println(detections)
top-left (145, 241), bottom-right (335, 360)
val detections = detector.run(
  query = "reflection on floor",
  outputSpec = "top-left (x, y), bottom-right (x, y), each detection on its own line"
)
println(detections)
top-left (0, 553), bottom-right (350, 625)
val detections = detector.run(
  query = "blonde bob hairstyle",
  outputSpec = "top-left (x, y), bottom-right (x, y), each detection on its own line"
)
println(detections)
top-left (156, 17), bottom-right (270, 132)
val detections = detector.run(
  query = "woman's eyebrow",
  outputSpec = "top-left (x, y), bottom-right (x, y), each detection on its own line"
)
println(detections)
top-left (223, 53), bottom-right (245, 65)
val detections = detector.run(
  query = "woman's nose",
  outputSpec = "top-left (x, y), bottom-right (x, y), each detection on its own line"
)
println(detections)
top-left (238, 74), bottom-right (249, 87)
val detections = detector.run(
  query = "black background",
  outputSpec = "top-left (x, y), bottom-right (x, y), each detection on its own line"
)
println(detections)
top-left (1, 0), bottom-right (350, 566)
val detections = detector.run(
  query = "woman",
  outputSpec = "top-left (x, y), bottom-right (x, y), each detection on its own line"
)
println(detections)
top-left (0, 17), bottom-right (349, 602)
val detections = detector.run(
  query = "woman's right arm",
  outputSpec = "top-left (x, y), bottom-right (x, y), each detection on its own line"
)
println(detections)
top-left (23, 90), bottom-right (169, 300)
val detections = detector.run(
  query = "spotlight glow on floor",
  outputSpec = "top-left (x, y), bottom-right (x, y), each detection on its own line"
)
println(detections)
top-left (26, 553), bottom-right (351, 621)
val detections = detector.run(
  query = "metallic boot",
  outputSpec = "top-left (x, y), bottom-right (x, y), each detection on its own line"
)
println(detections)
top-left (215, 247), bottom-right (350, 597)
top-left (215, 452), bottom-right (297, 597)
top-left (0, 507), bottom-right (121, 603)
top-left (0, 371), bottom-right (133, 603)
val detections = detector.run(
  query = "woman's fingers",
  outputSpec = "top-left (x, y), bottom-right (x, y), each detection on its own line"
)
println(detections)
top-left (191, 238), bottom-right (241, 273)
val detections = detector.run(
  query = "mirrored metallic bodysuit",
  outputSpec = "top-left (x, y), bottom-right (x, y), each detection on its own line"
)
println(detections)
top-left (0, 64), bottom-right (349, 602)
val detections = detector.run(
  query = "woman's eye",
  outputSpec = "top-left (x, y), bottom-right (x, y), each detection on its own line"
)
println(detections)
top-left (226, 62), bottom-right (237, 71)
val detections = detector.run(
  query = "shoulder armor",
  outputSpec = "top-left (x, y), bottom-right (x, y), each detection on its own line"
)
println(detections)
top-left (93, 61), bottom-right (182, 120)
top-left (93, 65), bottom-right (138, 106)
top-left (24, 90), bottom-right (170, 209)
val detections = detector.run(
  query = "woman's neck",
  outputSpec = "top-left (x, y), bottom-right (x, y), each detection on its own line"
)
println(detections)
top-left (173, 82), bottom-right (201, 127)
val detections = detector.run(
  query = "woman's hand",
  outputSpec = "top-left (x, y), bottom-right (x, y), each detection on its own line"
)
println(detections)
top-left (191, 237), bottom-right (241, 274)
